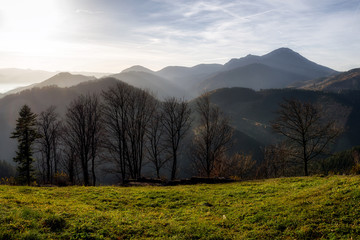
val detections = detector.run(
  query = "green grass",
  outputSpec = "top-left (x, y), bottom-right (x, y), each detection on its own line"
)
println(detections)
top-left (1, 176), bottom-right (360, 239)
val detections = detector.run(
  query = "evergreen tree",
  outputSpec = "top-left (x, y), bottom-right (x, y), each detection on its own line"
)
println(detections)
top-left (11, 105), bottom-right (39, 185)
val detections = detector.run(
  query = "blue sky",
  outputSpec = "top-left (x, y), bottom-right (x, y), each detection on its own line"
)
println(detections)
top-left (0, 0), bottom-right (359, 73)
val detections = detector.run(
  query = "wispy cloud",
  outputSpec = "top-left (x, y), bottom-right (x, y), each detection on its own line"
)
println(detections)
top-left (75, 9), bottom-right (103, 15)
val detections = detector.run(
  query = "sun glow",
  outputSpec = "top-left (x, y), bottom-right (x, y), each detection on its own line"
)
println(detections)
top-left (0, 0), bottom-right (62, 56)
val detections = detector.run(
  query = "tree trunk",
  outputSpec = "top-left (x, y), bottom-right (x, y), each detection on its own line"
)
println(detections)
top-left (92, 157), bottom-right (96, 186)
top-left (304, 160), bottom-right (308, 176)
top-left (171, 151), bottom-right (177, 180)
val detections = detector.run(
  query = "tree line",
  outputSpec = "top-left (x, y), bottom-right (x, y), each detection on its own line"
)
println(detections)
top-left (8, 82), bottom-right (346, 186)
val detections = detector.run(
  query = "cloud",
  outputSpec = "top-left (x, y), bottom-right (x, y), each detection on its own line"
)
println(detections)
top-left (75, 9), bottom-right (103, 15)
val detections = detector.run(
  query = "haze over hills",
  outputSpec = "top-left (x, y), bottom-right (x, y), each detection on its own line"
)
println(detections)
top-left (156, 63), bottom-right (223, 93)
top-left (0, 69), bottom-right (111, 95)
top-left (3, 72), bottom-right (97, 96)
top-left (0, 68), bottom-right (56, 93)
top-left (110, 70), bottom-right (190, 99)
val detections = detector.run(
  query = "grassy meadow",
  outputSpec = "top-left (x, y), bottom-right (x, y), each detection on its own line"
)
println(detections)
top-left (0, 175), bottom-right (360, 239)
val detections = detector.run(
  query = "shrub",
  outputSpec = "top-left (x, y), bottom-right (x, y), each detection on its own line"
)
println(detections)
top-left (43, 215), bottom-right (67, 232)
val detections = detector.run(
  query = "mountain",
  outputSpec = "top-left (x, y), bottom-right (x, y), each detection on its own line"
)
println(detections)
top-left (297, 68), bottom-right (360, 91)
top-left (199, 48), bottom-right (337, 91)
top-left (199, 63), bottom-right (307, 91)
top-left (224, 48), bottom-right (337, 79)
top-left (110, 70), bottom-right (191, 99)
top-left (4, 72), bottom-right (96, 95)
top-left (260, 48), bottom-right (336, 79)
top-left (121, 65), bottom-right (155, 74)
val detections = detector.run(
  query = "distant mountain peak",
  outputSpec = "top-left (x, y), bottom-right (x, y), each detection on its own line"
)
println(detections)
top-left (263, 47), bottom-right (301, 58)
top-left (245, 54), bottom-right (257, 57)
top-left (121, 65), bottom-right (154, 74)
top-left (273, 47), bottom-right (294, 52)
top-left (56, 72), bottom-right (72, 76)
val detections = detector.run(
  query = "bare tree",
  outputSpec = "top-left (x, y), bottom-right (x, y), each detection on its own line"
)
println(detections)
top-left (102, 82), bottom-right (130, 182)
top-left (271, 99), bottom-right (342, 176)
top-left (162, 97), bottom-right (192, 180)
top-left (65, 94), bottom-right (103, 186)
top-left (36, 106), bottom-right (61, 184)
top-left (126, 88), bottom-right (156, 179)
top-left (60, 125), bottom-right (80, 185)
top-left (191, 93), bottom-right (233, 177)
top-left (146, 106), bottom-right (169, 179)
top-left (102, 82), bottom-right (156, 182)
top-left (262, 142), bottom-right (292, 178)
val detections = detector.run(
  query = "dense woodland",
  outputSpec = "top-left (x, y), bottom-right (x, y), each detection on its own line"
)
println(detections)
top-left (1, 79), bottom-right (359, 186)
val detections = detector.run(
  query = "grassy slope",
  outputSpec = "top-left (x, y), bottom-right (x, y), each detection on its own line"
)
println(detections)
top-left (0, 176), bottom-right (360, 239)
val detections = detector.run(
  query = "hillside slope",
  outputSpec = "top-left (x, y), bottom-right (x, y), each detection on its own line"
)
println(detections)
top-left (297, 68), bottom-right (360, 91)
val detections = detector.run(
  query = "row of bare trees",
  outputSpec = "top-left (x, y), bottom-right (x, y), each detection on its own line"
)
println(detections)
top-left (33, 82), bottom-right (199, 185)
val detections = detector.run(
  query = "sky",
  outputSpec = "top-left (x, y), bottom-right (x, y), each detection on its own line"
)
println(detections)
top-left (0, 0), bottom-right (359, 74)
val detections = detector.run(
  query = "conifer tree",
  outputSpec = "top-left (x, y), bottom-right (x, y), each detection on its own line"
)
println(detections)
top-left (11, 105), bottom-right (39, 185)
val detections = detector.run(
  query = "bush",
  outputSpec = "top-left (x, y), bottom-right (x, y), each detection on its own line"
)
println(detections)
top-left (350, 164), bottom-right (360, 175)
top-left (43, 215), bottom-right (67, 232)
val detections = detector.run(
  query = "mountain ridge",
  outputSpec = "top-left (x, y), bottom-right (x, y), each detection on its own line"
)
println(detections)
top-left (1, 47), bottom-right (356, 99)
